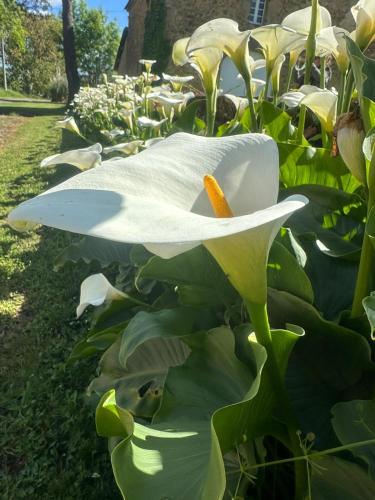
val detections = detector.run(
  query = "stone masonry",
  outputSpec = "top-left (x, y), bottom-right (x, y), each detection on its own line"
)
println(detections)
top-left (119, 0), bottom-right (356, 75)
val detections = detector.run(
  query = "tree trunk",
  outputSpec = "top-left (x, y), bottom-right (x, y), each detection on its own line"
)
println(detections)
top-left (62, 0), bottom-right (80, 103)
top-left (1, 37), bottom-right (8, 91)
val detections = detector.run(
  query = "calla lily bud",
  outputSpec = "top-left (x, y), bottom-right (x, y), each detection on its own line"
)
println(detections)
top-left (335, 111), bottom-right (366, 185)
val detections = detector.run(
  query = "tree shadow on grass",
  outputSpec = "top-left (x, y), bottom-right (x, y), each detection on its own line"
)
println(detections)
top-left (0, 104), bottom-right (66, 117)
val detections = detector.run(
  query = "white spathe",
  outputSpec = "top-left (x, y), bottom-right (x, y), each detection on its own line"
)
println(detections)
top-left (186, 18), bottom-right (251, 78)
top-left (280, 85), bottom-right (321, 108)
top-left (55, 116), bottom-right (81, 136)
top-left (40, 144), bottom-right (102, 170)
top-left (251, 25), bottom-right (306, 73)
top-left (316, 27), bottom-right (351, 74)
top-left (103, 140), bottom-right (143, 156)
top-left (282, 5), bottom-right (332, 35)
top-left (137, 116), bottom-right (168, 128)
top-left (8, 133), bottom-right (307, 303)
top-left (76, 273), bottom-right (126, 318)
top-left (352, 0), bottom-right (375, 49)
top-left (301, 89), bottom-right (338, 132)
top-left (173, 37), bottom-right (223, 94)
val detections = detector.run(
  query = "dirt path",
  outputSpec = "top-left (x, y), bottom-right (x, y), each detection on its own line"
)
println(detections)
top-left (0, 115), bottom-right (28, 150)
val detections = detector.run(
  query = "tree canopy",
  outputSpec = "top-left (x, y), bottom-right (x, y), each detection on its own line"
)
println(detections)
top-left (73, 0), bottom-right (120, 85)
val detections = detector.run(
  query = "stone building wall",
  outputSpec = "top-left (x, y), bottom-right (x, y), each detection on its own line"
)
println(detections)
top-left (121, 0), bottom-right (357, 75)
top-left (121, 0), bottom-right (149, 75)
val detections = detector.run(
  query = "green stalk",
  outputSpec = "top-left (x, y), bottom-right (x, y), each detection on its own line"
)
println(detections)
top-left (248, 438), bottom-right (375, 470)
top-left (337, 71), bottom-right (347, 115)
top-left (206, 89), bottom-right (217, 136)
top-left (244, 75), bottom-right (258, 132)
top-left (304, 0), bottom-right (318, 85)
top-left (351, 155), bottom-right (375, 317)
top-left (246, 302), bottom-right (307, 499)
top-left (297, 106), bottom-right (307, 143)
top-left (342, 70), bottom-right (355, 113)
top-left (320, 57), bottom-right (326, 89)
top-left (286, 60), bottom-right (294, 94)
top-left (283, 62), bottom-right (294, 111)
top-left (297, 0), bottom-right (319, 138)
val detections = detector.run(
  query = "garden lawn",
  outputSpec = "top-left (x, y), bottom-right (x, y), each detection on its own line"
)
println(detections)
top-left (0, 104), bottom-right (119, 499)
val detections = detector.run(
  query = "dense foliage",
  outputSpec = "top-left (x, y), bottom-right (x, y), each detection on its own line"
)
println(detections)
top-left (6, 1), bottom-right (375, 499)
top-left (73, 0), bottom-right (121, 85)
top-left (6, 12), bottom-right (64, 96)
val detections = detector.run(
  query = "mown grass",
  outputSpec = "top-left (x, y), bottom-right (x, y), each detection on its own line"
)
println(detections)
top-left (0, 106), bottom-right (119, 498)
top-left (0, 89), bottom-right (39, 99)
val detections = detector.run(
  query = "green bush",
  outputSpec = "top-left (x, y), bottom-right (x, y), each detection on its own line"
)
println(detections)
top-left (49, 75), bottom-right (68, 102)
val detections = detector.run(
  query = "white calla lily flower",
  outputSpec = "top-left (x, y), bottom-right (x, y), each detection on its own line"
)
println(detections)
top-left (139, 59), bottom-right (156, 72)
top-left (186, 19), bottom-right (251, 79)
top-left (162, 73), bottom-right (195, 92)
top-left (103, 140), bottom-right (143, 156)
top-left (102, 129), bottom-right (125, 141)
top-left (352, 0), bottom-right (375, 49)
top-left (280, 85), bottom-right (321, 108)
top-left (8, 133), bottom-right (307, 304)
top-left (301, 89), bottom-right (338, 132)
top-left (137, 116), bottom-right (168, 129)
top-left (173, 37), bottom-right (223, 95)
top-left (40, 144), bottom-right (102, 171)
top-left (55, 116), bottom-right (81, 136)
top-left (316, 27), bottom-right (351, 74)
top-left (251, 25), bottom-right (306, 78)
top-left (282, 5), bottom-right (332, 35)
top-left (76, 273), bottom-right (126, 318)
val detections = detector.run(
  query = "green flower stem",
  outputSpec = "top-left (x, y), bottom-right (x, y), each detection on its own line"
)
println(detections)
top-left (206, 89), bottom-right (217, 136)
top-left (297, 0), bottom-right (318, 139)
top-left (351, 156), bottom-right (375, 317)
top-left (351, 233), bottom-right (374, 317)
top-left (342, 70), bottom-right (354, 113)
top-left (283, 63), bottom-right (294, 111)
top-left (304, 0), bottom-right (318, 86)
top-left (320, 57), bottom-right (326, 89)
top-left (337, 71), bottom-right (347, 115)
top-left (286, 61), bottom-right (294, 94)
top-left (246, 301), bottom-right (307, 499)
top-left (248, 438), bottom-right (375, 470)
top-left (244, 75), bottom-right (258, 133)
top-left (297, 106), bottom-right (307, 143)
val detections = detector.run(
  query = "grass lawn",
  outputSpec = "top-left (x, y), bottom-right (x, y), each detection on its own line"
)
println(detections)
top-left (0, 89), bottom-right (42, 99)
top-left (0, 104), bottom-right (119, 498)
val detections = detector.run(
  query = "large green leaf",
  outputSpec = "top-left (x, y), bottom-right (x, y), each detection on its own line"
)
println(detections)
top-left (137, 246), bottom-right (238, 308)
top-left (302, 241), bottom-right (358, 320)
top-left (119, 307), bottom-right (215, 363)
top-left (260, 101), bottom-right (296, 142)
top-left (332, 399), bottom-right (375, 479)
top-left (279, 143), bottom-right (360, 193)
top-left (268, 241), bottom-right (314, 303)
top-left (98, 326), bottom-right (301, 500)
top-left (347, 37), bottom-right (375, 103)
top-left (282, 184), bottom-right (364, 259)
top-left (172, 99), bottom-right (204, 133)
top-left (269, 289), bottom-right (373, 447)
top-left (311, 456), bottom-right (375, 500)
top-left (89, 307), bottom-right (212, 418)
top-left (89, 334), bottom-right (190, 419)
top-left (54, 235), bottom-right (132, 270)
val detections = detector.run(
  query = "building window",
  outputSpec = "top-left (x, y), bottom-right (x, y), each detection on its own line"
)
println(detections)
top-left (249, 0), bottom-right (266, 25)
